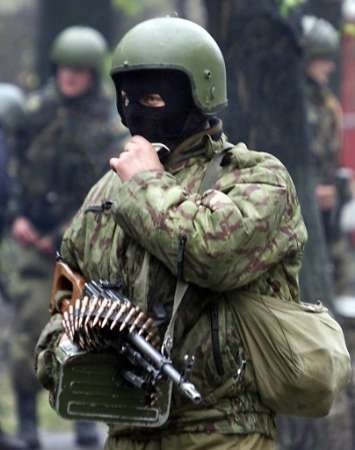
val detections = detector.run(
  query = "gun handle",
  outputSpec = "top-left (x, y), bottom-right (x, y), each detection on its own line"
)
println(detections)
top-left (49, 260), bottom-right (86, 314)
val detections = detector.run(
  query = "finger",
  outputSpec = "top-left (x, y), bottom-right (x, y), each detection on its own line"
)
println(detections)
top-left (110, 157), bottom-right (119, 172)
top-left (131, 135), bottom-right (150, 145)
top-left (123, 141), bottom-right (136, 152)
top-left (27, 228), bottom-right (39, 243)
top-left (123, 141), bottom-right (144, 155)
top-left (110, 156), bottom-right (129, 172)
top-left (22, 229), bottom-right (34, 243)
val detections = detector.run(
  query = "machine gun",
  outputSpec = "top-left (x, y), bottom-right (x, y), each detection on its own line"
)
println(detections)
top-left (50, 260), bottom-right (201, 426)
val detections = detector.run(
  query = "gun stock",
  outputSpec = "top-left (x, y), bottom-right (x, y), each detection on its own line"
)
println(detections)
top-left (49, 260), bottom-right (86, 314)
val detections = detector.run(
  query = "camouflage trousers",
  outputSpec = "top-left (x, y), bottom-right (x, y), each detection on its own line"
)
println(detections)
top-left (104, 432), bottom-right (276, 450)
top-left (2, 239), bottom-right (54, 392)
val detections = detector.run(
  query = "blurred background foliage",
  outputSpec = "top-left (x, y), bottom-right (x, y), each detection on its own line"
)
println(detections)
top-left (0, 0), bottom-right (342, 90)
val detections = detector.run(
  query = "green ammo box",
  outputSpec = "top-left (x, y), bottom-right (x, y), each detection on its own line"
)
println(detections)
top-left (54, 338), bottom-right (172, 427)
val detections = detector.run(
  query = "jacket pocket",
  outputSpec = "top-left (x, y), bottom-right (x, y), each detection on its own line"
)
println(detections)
top-left (81, 200), bottom-right (123, 282)
top-left (219, 299), bottom-right (247, 380)
top-left (175, 297), bottom-right (245, 402)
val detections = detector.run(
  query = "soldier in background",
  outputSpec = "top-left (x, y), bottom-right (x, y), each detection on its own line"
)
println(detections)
top-left (302, 15), bottom-right (352, 294)
top-left (8, 26), bottom-right (124, 449)
top-left (0, 83), bottom-right (27, 450)
top-left (298, 15), bottom-right (353, 450)
top-left (0, 84), bottom-right (25, 238)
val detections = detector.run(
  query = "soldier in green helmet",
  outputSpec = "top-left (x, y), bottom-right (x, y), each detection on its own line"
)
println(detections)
top-left (0, 83), bottom-right (25, 131)
top-left (304, 14), bottom-right (355, 449)
top-left (0, 83), bottom-right (27, 450)
top-left (302, 16), bottom-right (342, 238)
top-left (0, 83), bottom-right (25, 238)
top-left (302, 15), bottom-right (351, 294)
top-left (6, 25), bottom-right (125, 449)
top-left (35, 17), bottom-right (308, 449)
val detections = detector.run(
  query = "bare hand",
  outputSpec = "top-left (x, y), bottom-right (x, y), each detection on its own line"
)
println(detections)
top-left (12, 216), bottom-right (40, 247)
top-left (110, 135), bottom-right (164, 182)
top-left (316, 184), bottom-right (336, 211)
top-left (36, 236), bottom-right (55, 255)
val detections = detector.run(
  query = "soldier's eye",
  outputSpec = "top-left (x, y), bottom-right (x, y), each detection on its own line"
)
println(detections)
top-left (140, 93), bottom-right (165, 108)
top-left (121, 90), bottom-right (129, 107)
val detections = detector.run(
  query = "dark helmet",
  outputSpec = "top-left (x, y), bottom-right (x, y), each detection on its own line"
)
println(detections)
top-left (302, 15), bottom-right (339, 61)
top-left (51, 26), bottom-right (108, 74)
top-left (111, 17), bottom-right (227, 115)
top-left (0, 83), bottom-right (25, 130)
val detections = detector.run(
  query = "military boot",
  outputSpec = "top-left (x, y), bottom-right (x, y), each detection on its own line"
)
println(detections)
top-left (74, 421), bottom-right (99, 447)
top-left (0, 429), bottom-right (26, 450)
top-left (15, 389), bottom-right (40, 450)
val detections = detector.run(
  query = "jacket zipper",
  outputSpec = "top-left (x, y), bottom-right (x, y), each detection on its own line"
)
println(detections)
top-left (209, 303), bottom-right (224, 376)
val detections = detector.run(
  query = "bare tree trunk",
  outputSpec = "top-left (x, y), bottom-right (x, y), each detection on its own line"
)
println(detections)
top-left (204, 0), bottom-right (334, 310)
top-left (203, 2), bottom-right (351, 449)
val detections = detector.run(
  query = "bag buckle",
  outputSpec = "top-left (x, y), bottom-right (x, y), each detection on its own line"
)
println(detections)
top-left (234, 359), bottom-right (247, 384)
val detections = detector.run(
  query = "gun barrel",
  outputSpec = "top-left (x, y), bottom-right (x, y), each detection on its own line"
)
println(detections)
top-left (82, 281), bottom-right (202, 404)
top-left (179, 381), bottom-right (202, 404)
top-left (128, 332), bottom-right (202, 404)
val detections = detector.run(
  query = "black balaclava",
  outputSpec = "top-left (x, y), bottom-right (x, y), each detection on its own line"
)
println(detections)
top-left (113, 69), bottom-right (208, 149)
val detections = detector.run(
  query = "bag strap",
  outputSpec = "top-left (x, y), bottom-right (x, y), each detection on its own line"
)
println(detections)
top-left (162, 142), bottom-right (234, 356)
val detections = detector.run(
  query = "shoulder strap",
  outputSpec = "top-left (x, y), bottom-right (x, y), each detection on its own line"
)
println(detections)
top-left (162, 141), bottom-right (234, 356)
top-left (198, 142), bottom-right (233, 193)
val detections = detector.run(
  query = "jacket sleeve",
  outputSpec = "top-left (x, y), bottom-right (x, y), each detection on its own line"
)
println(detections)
top-left (60, 171), bottom-right (123, 277)
top-left (35, 313), bottom-right (63, 391)
top-left (60, 207), bottom-right (88, 274)
top-left (113, 169), bottom-right (306, 291)
top-left (0, 130), bottom-right (9, 234)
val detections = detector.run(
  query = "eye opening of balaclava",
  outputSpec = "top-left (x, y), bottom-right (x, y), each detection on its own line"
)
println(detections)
top-left (112, 69), bottom-right (208, 149)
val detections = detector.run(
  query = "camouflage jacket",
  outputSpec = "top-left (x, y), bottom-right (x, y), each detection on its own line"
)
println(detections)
top-left (306, 77), bottom-right (342, 185)
top-left (13, 80), bottom-right (125, 236)
top-left (0, 128), bottom-right (9, 235)
top-left (52, 119), bottom-right (307, 438)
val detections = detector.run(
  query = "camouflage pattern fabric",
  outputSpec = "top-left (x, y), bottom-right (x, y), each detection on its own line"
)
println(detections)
top-left (305, 77), bottom-right (342, 186)
top-left (8, 246), bottom-right (53, 392)
top-left (0, 129), bottom-right (9, 236)
top-left (37, 119), bottom-right (307, 443)
top-left (12, 80), bottom-right (125, 234)
top-left (104, 431), bottom-right (276, 450)
top-left (8, 79), bottom-right (125, 393)
top-left (305, 76), bottom-right (351, 290)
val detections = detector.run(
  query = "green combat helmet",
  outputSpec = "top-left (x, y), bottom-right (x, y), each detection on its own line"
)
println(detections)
top-left (51, 26), bottom-right (108, 74)
top-left (111, 17), bottom-right (227, 114)
top-left (0, 83), bottom-right (25, 131)
top-left (302, 15), bottom-right (340, 61)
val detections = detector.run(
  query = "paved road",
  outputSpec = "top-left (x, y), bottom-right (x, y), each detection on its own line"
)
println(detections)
top-left (40, 427), bottom-right (106, 450)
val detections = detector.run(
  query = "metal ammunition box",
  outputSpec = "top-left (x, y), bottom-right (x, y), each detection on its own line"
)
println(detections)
top-left (54, 338), bottom-right (172, 427)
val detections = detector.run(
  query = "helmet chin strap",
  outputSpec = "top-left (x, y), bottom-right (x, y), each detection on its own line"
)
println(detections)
top-left (152, 143), bottom-right (171, 161)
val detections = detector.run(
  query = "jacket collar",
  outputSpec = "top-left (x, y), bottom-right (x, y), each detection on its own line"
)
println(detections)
top-left (162, 118), bottom-right (227, 173)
